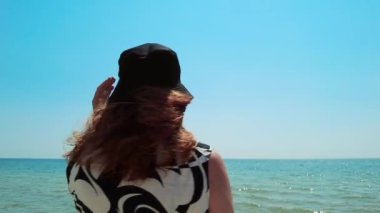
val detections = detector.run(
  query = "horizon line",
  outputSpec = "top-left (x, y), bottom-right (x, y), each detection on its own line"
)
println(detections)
top-left (1, 157), bottom-right (380, 160)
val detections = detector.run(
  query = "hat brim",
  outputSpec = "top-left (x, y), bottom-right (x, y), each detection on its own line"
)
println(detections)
top-left (174, 82), bottom-right (193, 98)
top-left (108, 81), bottom-right (192, 104)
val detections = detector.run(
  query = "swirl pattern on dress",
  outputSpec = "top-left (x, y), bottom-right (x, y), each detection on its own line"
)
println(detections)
top-left (66, 143), bottom-right (212, 213)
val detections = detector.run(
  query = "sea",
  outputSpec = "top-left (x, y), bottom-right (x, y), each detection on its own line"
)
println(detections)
top-left (0, 159), bottom-right (379, 213)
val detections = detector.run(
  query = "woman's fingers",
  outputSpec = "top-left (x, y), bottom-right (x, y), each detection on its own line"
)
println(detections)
top-left (102, 85), bottom-right (114, 97)
top-left (97, 77), bottom-right (115, 92)
top-left (93, 77), bottom-right (115, 110)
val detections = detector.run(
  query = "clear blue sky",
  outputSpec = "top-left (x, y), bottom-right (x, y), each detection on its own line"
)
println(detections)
top-left (1, 0), bottom-right (379, 159)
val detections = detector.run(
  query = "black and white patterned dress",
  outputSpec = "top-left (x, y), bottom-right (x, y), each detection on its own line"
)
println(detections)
top-left (66, 143), bottom-right (212, 213)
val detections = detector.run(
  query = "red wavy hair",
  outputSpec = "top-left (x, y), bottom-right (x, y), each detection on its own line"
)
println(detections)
top-left (65, 86), bottom-right (196, 180)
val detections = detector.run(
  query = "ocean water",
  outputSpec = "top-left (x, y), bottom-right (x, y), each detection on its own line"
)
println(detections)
top-left (226, 159), bottom-right (380, 213)
top-left (0, 159), bottom-right (379, 213)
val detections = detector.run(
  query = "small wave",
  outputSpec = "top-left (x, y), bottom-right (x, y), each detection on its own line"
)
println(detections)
top-left (266, 206), bottom-right (314, 213)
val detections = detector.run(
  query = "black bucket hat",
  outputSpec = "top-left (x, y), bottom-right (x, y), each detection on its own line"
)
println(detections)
top-left (108, 43), bottom-right (192, 103)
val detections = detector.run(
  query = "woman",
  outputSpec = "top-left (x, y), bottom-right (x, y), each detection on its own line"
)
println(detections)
top-left (65, 43), bottom-right (233, 213)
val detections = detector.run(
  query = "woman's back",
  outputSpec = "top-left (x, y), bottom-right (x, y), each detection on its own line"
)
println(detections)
top-left (67, 143), bottom-right (212, 213)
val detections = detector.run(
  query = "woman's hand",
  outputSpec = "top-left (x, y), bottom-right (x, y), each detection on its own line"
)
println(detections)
top-left (92, 77), bottom-right (115, 110)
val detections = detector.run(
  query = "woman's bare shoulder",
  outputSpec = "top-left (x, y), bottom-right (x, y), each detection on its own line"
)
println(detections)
top-left (209, 150), bottom-right (234, 213)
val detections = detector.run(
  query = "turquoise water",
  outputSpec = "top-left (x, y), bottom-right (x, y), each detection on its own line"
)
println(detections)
top-left (0, 159), bottom-right (379, 212)
top-left (226, 159), bottom-right (380, 213)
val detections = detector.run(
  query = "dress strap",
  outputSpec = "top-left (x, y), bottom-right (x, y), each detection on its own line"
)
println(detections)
top-left (196, 142), bottom-right (210, 150)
